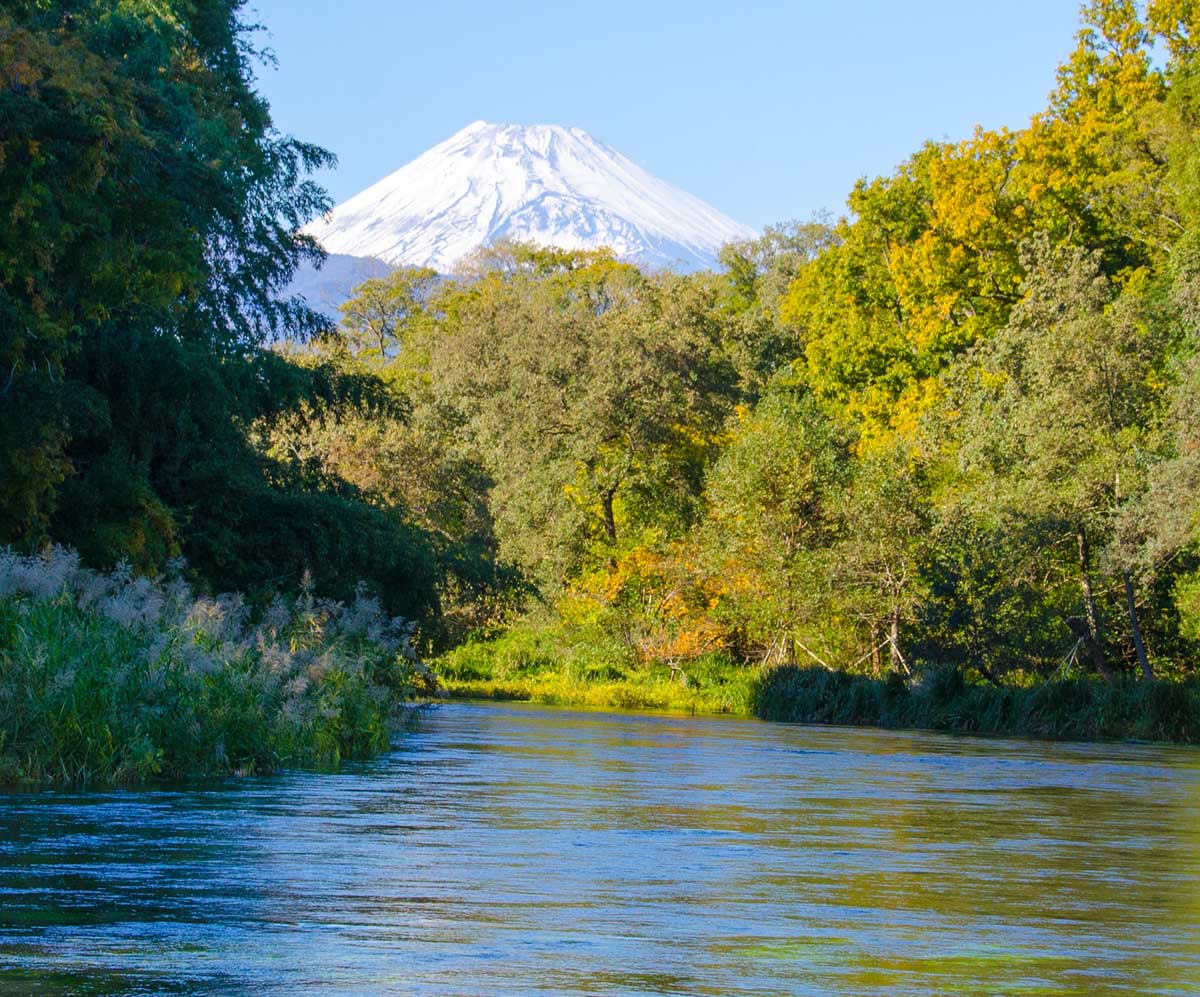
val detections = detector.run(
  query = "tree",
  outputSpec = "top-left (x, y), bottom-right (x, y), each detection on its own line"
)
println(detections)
top-left (410, 250), bottom-right (738, 590)
top-left (830, 444), bottom-right (933, 674)
top-left (950, 240), bottom-right (1169, 680)
top-left (0, 2), bottom-right (443, 620)
top-left (256, 348), bottom-right (519, 643)
top-left (700, 383), bottom-right (849, 664)
top-left (716, 219), bottom-right (838, 396)
top-left (338, 267), bottom-right (439, 364)
top-left (1121, 246), bottom-right (1200, 656)
top-left (0, 0), bottom-right (334, 541)
top-left (919, 508), bottom-right (1070, 683)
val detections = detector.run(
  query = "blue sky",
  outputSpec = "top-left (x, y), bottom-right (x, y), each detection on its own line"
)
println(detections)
top-left (249, 1), bottom-right (1085, 231)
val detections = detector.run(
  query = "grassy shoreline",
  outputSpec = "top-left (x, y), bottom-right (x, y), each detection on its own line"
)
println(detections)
top-left (0, 548), bottom-right (434, 786)
top-left (751, 665), bottom-right (1200, 744)
top-left (435, 627), bottom-right (759, 716)
top-left (435, 632), bottom-right (1200, 744)
top-left (440, 674), bottom-right (755, 716)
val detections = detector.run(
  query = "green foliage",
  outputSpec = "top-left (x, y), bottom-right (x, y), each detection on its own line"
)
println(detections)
top-left (716, 219), bottom-right (838, 395)
top-left (435, 619), bottom-right (757, 716)
top-left (42, 327), bottom-right (438, 618)
top-left (751, 664), bottom-right (1200, 742)
top-left (337, 266), bottom-right (439, 363)
top-left (941, 240), bottom-right (1172, 678)
top-left (0, 547), bottom-right (436, 785)
top-left (917, 511), bottom-right (1071, 680)
top-left (405, 248), bottom-right (739, 590)
top-left (257, 343), bottom-right (523, 644)
top-left (700, 383), bottom-right (850, 660)
top-left (0, 0), bottom-right (332, 374)
top-left (952, 240), bottom-right (1167, 527)
top-left (1175, 568), bottom-right (1200, 642)
top-left (0, 2), bottom-right (443, 625)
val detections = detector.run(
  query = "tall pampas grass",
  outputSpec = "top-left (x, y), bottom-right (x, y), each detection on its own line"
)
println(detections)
top-left (0, 547), bottom-right (436, 785)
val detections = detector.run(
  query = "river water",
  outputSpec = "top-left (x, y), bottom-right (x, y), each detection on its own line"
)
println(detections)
top-left (1, 702), bottom-right (1197, 995)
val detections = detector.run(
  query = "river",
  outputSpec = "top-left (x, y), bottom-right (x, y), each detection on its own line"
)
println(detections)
top-left (1, 702), bottom-right (1197, 995)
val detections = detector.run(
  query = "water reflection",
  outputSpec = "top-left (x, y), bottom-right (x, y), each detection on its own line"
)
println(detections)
top-left (2, 703), bottom-right (1198, 994)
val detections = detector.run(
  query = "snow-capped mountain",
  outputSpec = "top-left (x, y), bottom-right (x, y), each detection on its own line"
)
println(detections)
top-left (303, 121), bottom-right (756, 274)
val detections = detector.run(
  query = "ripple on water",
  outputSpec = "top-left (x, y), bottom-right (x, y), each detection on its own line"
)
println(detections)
top-left (1, 701), bottom-right (1198, 995)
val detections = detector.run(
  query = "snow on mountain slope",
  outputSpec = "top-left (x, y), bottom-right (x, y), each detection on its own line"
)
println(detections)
top-left (303, 121), bottom-right (756, 273)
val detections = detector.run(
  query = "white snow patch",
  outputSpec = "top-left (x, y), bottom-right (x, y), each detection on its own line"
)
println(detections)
top-left (303, 122), bottom-right (756, 273)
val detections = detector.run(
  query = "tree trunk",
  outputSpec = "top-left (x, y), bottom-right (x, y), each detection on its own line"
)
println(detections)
top-left (1077, 526), bottom-right (1116, 684)
top-left (976, 660), bottom-right (1001, 687)
top-left (1123, 570), bottom-right (1153, 680)
top-left (889, 606), bottom-right (901, 672)
top-left (601, 487), bottom-right (617, 545)
top-left (870, 620), bottom-right (882, 677)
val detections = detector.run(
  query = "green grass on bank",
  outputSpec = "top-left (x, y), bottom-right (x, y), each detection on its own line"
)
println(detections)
top-left (435, 624), bottom-right (758, 716)
top-left (436, 623), bottom-right (1200, 743)
top-left (6, 539), bottom-right (1196, 791)
top-left (0, 547), bottom-right (434, 785)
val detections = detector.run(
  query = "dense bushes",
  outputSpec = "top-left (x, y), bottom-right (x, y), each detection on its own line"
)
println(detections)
top-left (0, 2), bottom-right (447, 628)
top-left (751, 666), bottom-right (1200, 743)
top-left (0, 548), bottom-right (436, 785)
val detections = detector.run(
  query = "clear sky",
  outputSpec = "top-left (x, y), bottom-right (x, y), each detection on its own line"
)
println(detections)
top-left (248, 1), bottom-right (1085, 231)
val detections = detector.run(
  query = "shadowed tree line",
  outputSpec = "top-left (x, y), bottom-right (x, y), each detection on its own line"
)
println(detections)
top-left (0, 0), bottom-right (448, 623)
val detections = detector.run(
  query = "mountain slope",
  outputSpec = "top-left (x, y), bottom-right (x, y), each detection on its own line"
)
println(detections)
top-left (303, 121), bottom-right (756, 273)
top-left (287, 252), bottom-right (394, 320)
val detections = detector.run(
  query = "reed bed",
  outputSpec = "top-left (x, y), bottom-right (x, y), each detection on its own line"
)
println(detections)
top-left (0, 547), bottom-right (435, 785)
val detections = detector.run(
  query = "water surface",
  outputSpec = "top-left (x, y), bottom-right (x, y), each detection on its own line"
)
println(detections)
top-left (2, 702), bottom-right (1198, 994)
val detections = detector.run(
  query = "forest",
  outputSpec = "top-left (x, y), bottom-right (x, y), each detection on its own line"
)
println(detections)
top-left (2, 0), bottom-right (1200, 782)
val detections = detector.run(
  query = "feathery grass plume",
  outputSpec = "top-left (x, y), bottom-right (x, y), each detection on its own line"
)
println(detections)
top-left (0, 547), bottom-right (437, 785)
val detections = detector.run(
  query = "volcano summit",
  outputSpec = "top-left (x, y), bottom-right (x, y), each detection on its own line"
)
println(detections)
top-left (303, 121), bottom-right (755, 274)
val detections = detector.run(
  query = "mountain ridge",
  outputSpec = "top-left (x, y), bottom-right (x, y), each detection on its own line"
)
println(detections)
top-left (301, 121), bottom-right (756, 275)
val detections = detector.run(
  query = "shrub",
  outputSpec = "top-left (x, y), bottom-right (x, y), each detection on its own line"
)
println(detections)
top-left (0, 547), bottom-right (436, 785)
top-left (750, 664), bottom-right (1200, 743)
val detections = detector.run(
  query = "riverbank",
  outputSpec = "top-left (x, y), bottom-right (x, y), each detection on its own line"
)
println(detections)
top-left (435, 632), bottom-right (1200, 743)
top-left (436, 629), bottom-right (756, 715)
top-left (752, 664), bottom-right (1200, 744)
top-left (0, 548), bottom-right (433, 785)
